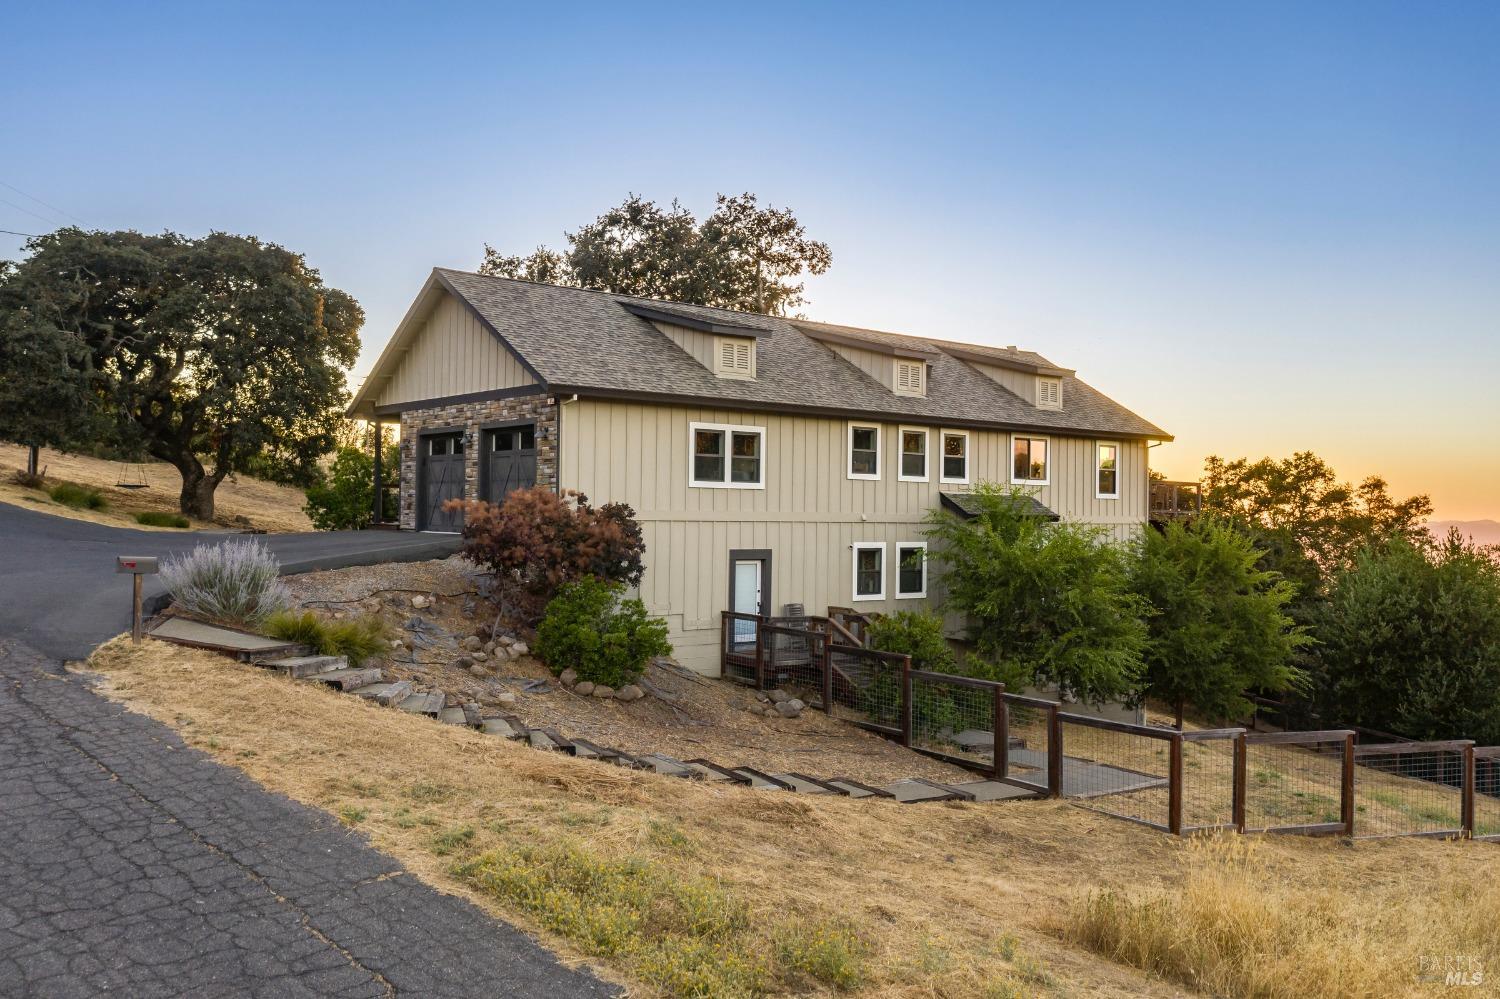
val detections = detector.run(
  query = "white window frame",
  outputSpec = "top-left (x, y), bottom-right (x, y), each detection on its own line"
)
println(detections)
top-left (1036, 376), bottom-right (1062, 409)
top-left (897, 425), bottom-right (929, 482)
top-left (1010, 434), bottom-right (1051, 486)
top-left (939, 429), bottom-right (970, 485)
top-left (851, 541), bottom-right (886, 601)
top-left (895, 541), bottom-right (927, 599)
top-left (847, 422), bottom-right (882, 481)
top-left (688, 421), bottom-right (766, 489)
top-left (1095, 440), bottom-right (1120, 500)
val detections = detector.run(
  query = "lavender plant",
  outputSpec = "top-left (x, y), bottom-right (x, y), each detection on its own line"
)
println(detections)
top-left (159, 539), bottom-right (292, 627)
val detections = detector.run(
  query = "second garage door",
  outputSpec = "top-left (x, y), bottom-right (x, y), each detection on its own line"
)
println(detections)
top-left (482, 424), bottom-right (537, 505)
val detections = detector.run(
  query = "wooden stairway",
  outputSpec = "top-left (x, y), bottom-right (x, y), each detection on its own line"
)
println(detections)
top-left (250, 652), bottom-right (1033, 806)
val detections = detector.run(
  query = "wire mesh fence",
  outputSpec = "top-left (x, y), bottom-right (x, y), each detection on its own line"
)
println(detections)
top-left (1179, 730), bottom-right (1242, 832)
top-left (827, 644), bottom-right (908, 737)
top-left (720, 612), bottom-right (763, 687)
top-left (1056, 716), bottom-right (1176, 830)
top-left (1000, 694), bottom-right (1057, 795)
top-left (907, 670), bottom-right (1002, 774)
top-left (1475, 750), bottom-right (1500, 841)
top-left (1353, 742), bottom-right (1471, 839)
top-left (1243, 732), bottom-right (1353, 835)
top-left (757, 623), bottom-right (828, 702)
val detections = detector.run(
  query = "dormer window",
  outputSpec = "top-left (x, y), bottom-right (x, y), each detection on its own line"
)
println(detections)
top-left (714, 336), bottom-right (755, 379)
top-left (1036, 376), bottom-right (1062, 409)
top-left (894, 359), bottom-right (925, 397)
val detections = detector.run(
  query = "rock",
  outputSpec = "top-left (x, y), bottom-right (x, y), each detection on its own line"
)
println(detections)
top-left (483, 641), bottom-right (497, 654)
top-left (390, 639), bottom-right (405, 650)
top-left (776, 700), bottom-right (802, 718)
top-left (469, 664), bottom-right (488, 678)
top-left (491, 646), bottom-right (513, 662)
top-left (559, 668), bottom-right (579, 687)
top-left (455, 655), bottom-right (475, 670)
top-left (787, 698), bottom-right (806, 712)
top-left (495, 691), bottom-right (517, 707)
top-left (764, 706), bottom-right (781, 718)
top-left (497, 636), bottom-right (515, 648)
top-left (472, 650), bottom-right (488, 662)
top-left (755, 692), bottom-right (770, 703)
top-left (575, 681), bottom-right (595, 696)
top-left (747, 704), bottom-right (766, 715)
top-left (411, 595), bottom-right (429, 610)
top-left (769, 689), bottom-right (791, 704)
top-left (463, 636), bottom-right (483, 652)
top-left (511, 641), bottom-right (529, 656)
top-left (591, 684), bottom-right (615, 698)
top-left (616, 684), bottom-right (643, 702)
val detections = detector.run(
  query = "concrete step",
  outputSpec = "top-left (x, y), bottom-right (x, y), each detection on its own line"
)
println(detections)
top-left (567, 737), bottom-right (614, 761)
top-left (948, 779), bottom-right (1037, 803)
top-left (438, 707), bottom-right (469, 726)
top-left (683, 759), bottom-right (751, 783)
top-left (398, 691), bottom-right (446, 717)
top-left (481, 717), bottom-right (524, 739)
top-left (776, 773), bottom-right (846, 795)
top-left (317, 666), bottom-right (383, 691)
top-left (527, 729), bottom-right (561, 751)
top-left (638, 754), bottom-right (699, 778)
top-left (352, 680), bottom-right (413, 707)
top-left (731, 767), bottom-right (793, 790)
top-left (259, 654), bottom-right (348, 679)
top-left (824, 778), bottom-right (895, 799)
top-left (881, 778), bottom-right (967, 804)
top-left (538, 728), bottom-right (576, 755)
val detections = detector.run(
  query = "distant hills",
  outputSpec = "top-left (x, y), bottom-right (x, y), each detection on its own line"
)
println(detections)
top-left (1428, 520), bottom-right (1500, 546)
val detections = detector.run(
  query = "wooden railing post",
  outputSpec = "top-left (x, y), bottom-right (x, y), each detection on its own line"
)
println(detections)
top-left (1047, 705), bottom-right (1063, 798)
top-left (1462, 743), bottom-right (1476, 838)
top-left (992, 685), bottom-right (1007, 780)
top-left (1168, 733), bottom-right (1184, 835)
top-left (719, 613), bottom-right (729, 676)
top-left (900, 656), bottom-right (913, 748)
top-left (1341, 733), bottom-right (1356, 837)
top-left (1233, 732), bottom-right (1247, 833)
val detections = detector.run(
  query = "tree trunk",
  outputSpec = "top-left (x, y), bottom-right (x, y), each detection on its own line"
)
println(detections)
top-left (177, 465), bottom-right (217, 521)
top-left (27, 445), bottom-right (39, 477)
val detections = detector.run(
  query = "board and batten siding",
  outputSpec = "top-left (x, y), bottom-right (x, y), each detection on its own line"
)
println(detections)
top-left (376, 293), bottom-right (535, 408)
top-left (559, 397), bottom-right (1149, 674)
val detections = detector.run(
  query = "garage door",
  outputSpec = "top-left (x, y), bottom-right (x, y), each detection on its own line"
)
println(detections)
top-left (482, 424), bottom-right (537, 505)
top-left (418, 432), bottom-right (465, 532)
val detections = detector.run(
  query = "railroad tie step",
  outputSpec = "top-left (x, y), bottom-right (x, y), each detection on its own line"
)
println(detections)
top-left (880, 778), bottom-right (968, 804)
top-left (683, 759), bottom-right (751, 784)
top-left (480, 717), bottom-right (524, 739)
top-left (351, 680), bottom-right (413, 707)
top-left (638, 754), bottom-right (700, 778)
top-left (730, 767), bottom-right (794, 791)
top-left (398, 691), bottom-right (446, 717)
top-left (527, 729), bottom-right (560, 752)
top-left (824, 778), bottom-right (895, 799)
top-left (948, 779), bottom-right (1034, 803)
top-left (566, 737), bottom-right (615, 761)
top-left (258, 654), bottom-right (348, 679)
top-left (778, 773), bottom-right (846, 795)
top-left (317, 666), bottom-right (384, 691)
top-left (438, 706), bottom-right (468, 726)
top-left (462, 702), bottom-right (483, 728)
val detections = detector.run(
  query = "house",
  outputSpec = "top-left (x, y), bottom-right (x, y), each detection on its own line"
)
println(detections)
top-left (348, 269), bottom-right (1171, 674)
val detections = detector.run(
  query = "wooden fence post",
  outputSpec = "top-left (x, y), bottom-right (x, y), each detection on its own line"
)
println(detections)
top-left (1341, 733), bottom-right (1356, 837)
top-left (1168, 733), bottom-right (1184, 835)
top-left (992, 686), bottom-right (1007, 780)
top-left (1047, 706), bottom-right (1063, 798)
top-left (753, 622), bottom-right (765, 692)
top-left (1462, 743), bottom-right (1476, 838)
top-left (900, 656), bottom-right (913, 748)
top-left (1233, 732), bottom-right (1247, 833)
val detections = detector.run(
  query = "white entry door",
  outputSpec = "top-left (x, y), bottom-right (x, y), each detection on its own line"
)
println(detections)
top-left (732, 560), bottom-right (763, 643)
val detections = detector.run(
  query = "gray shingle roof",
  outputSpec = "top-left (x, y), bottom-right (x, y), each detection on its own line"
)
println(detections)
top-left (433, 269), bottom-right (1169, 440)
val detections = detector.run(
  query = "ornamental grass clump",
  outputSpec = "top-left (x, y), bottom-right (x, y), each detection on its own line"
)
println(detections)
top-left (160, 538), bottom-right (291, 627)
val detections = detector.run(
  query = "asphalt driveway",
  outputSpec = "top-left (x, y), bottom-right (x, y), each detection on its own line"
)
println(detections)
top-left (0, 502), bottom-right (617, 998)
top-left (0, 502), bottom-right (462, 660)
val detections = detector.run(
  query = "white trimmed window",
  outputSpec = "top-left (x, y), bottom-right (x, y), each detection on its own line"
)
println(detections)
top-left (894, 359), bottom-right (926, 397)
top-left (940, 430), bottom-right (969, 484)
top-left (1011, 435), bottom-right (1049, 484)
top-left (1096, 441), bottom-right (1120, 499)
top-left (898, 426), bottom-right (928, 482)
top-left (896, 541), bottom-right (927, 598)
top-left (713, 336), bottom-right (755, 379)
top-left (1036, 376), bottom-right (1062, 409)
top-left (689, 422), bottom-right (765, 488)
top-left (848, 422), bottom-right (881, 480)
top-left (852, 542), bottom-right (886, 601)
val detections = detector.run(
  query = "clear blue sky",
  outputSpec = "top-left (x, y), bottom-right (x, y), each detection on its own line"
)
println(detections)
top-left (5, 1), bottom-right (1498, 518)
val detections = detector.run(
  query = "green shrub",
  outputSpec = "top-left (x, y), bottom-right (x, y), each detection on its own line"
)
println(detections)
top-left (868, 609), bottom-right (955, 673)
top-left (265, 610), bottom-right (390, 666)
top-left (536, 577), bottom-right (671, 689)
top-left (48, 481), bottom-right (107, 510)
top-left (302, 445), bottom-right (397, 531)
top-left (134, 510), bottom-right (191, 528)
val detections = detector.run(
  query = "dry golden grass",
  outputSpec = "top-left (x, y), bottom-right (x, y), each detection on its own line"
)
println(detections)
top-left (83, 637), bottom-right (1500, 998)
top-left (0, 443), bottom-right (311, 532)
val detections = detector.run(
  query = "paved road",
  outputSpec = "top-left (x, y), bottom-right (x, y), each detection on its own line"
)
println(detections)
top-left (0, 502), bottom-right (462, 660)
top-left (0, 504), bottom-right (617, 997)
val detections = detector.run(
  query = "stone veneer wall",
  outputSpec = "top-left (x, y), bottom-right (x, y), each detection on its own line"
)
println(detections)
top-left (397, 392), bottom-right (558, 530)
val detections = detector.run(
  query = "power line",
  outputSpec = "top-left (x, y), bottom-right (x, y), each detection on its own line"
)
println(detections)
top-left (0, 179), bottom-right (88, 226)
top-left (1, 228), bottom-right (40, 238)
top-left (0, 196), bottom-right (56, 227)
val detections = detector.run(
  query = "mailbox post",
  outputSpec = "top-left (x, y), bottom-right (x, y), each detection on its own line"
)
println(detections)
top-left (116, 556), bottom-right (160, 644)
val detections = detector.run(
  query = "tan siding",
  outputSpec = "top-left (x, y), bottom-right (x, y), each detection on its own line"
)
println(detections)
top-left (653, 321), bottom-right (717, 370)
top-left (560, 398), bottom-right (1149, 674)
top-left (376, 293), bottom-right (534, 407)
top-left (826, 342), bottom-right (894, 390)
top-left (973, 361), bottom-right (1036, 402)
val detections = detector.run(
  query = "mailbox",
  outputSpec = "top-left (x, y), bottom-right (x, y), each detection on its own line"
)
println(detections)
top-left (117, 556), bottom-right (160, 575)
